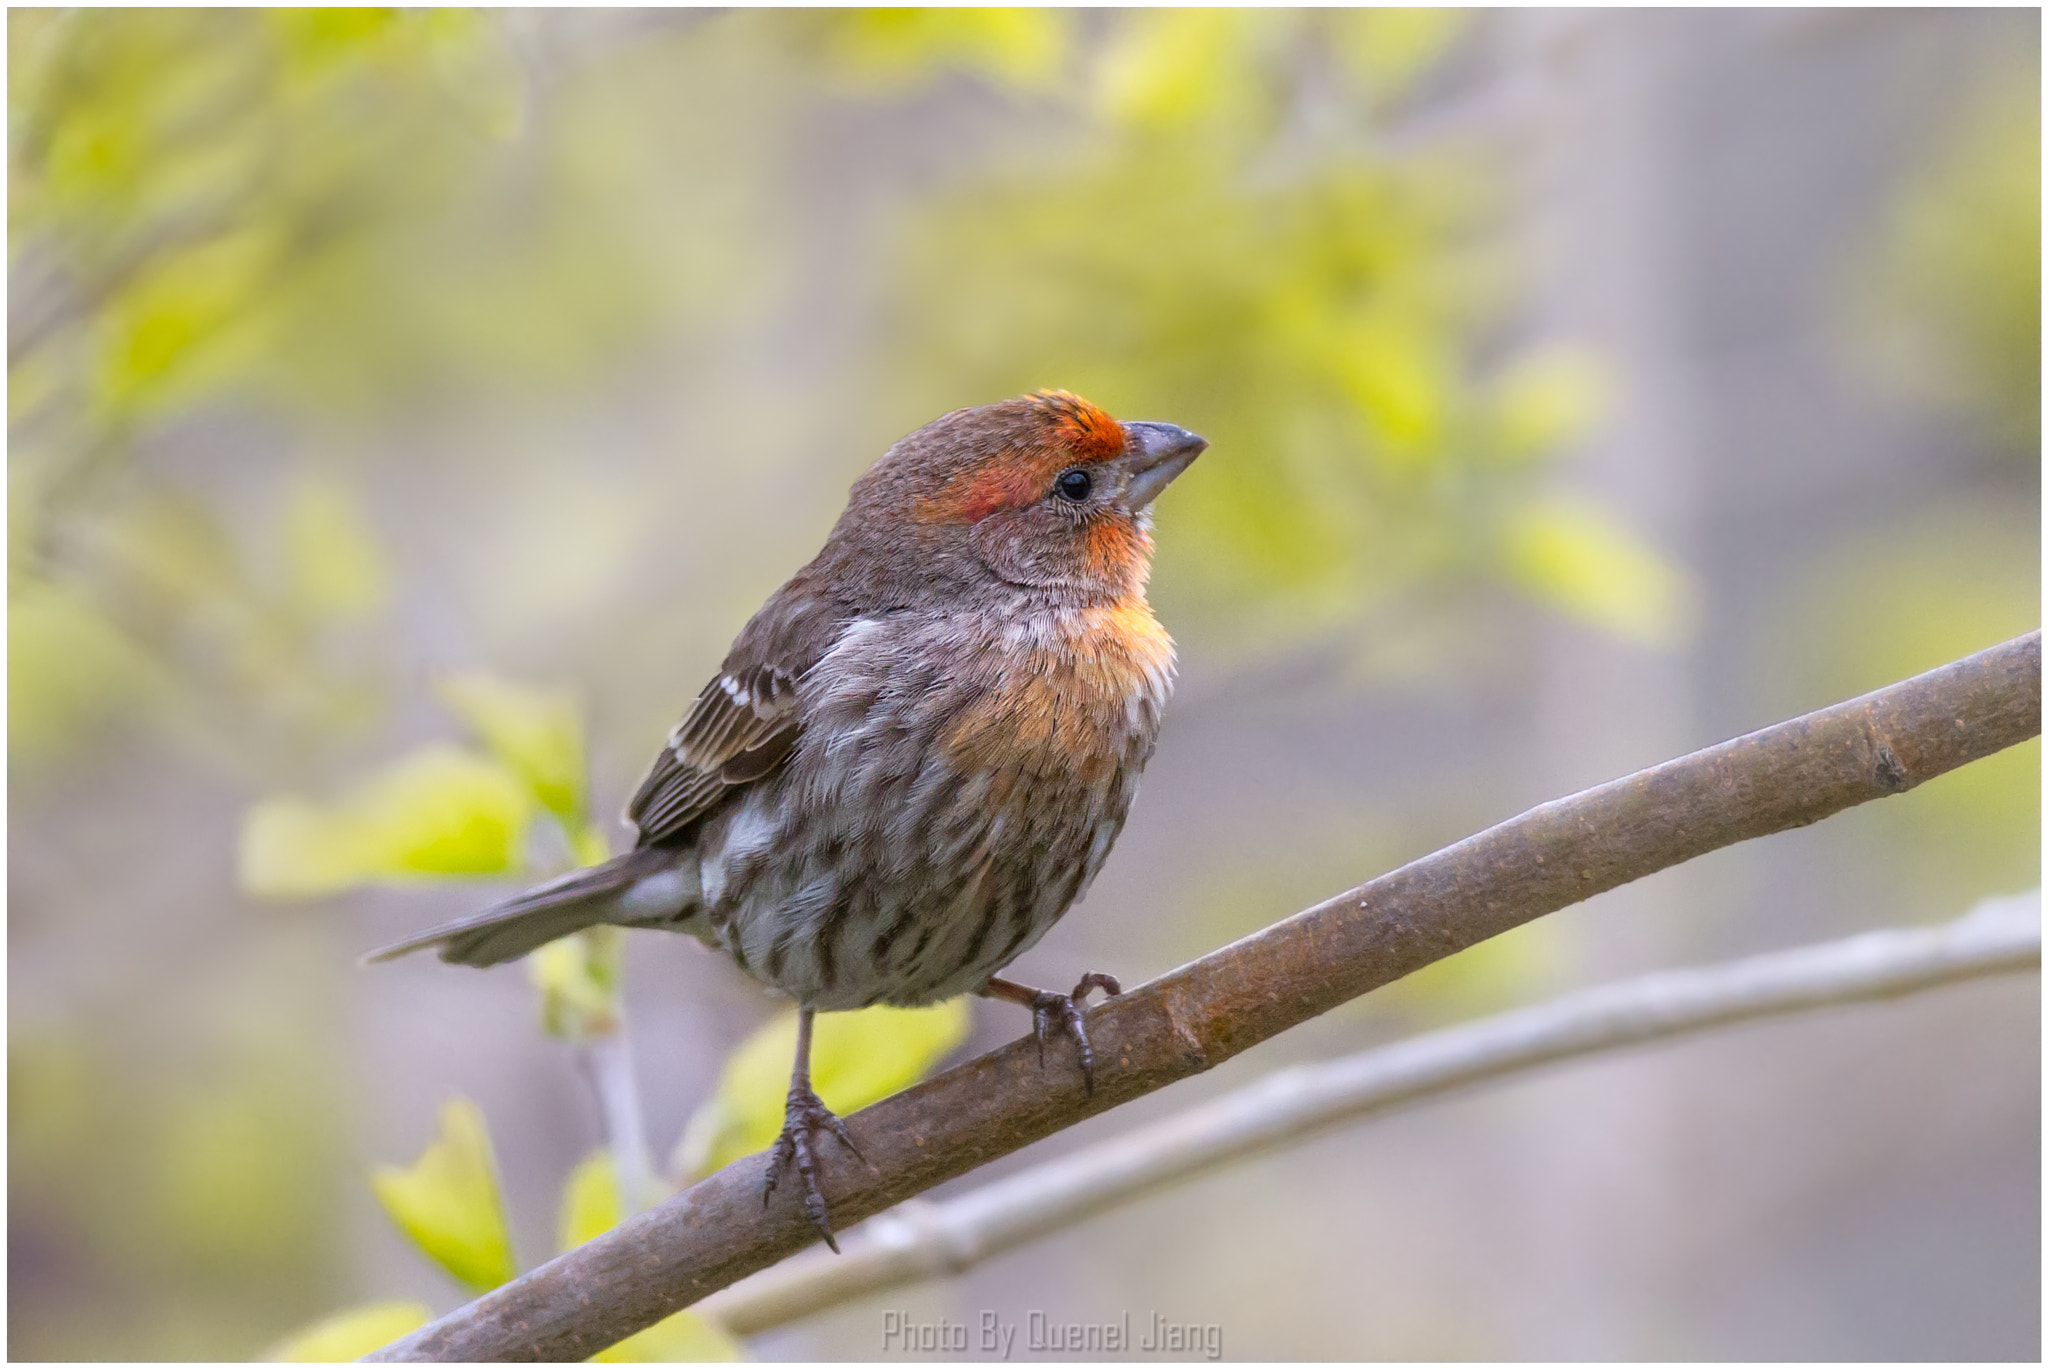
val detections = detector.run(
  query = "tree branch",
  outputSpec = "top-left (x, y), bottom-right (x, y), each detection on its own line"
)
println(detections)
top-left (367, 631), bottom-right (2040, 1363)
top-left (696, 890), bottom-right (2041, 1335)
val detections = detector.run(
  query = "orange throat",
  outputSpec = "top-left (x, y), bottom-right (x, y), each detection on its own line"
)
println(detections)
top-left (941, 596), bottom-right (1175, 781)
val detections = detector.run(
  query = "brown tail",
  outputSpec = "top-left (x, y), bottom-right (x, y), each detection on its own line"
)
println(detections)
top-left (363, 848), bottom-right (672, 968)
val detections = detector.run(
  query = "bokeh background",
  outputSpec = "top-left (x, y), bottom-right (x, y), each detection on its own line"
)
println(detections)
top-left (9, 8), bottom-right (2040, 1361)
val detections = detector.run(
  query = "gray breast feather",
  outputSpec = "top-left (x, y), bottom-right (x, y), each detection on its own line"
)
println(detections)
top-left (692, 608), bottom-right (1169, 1010)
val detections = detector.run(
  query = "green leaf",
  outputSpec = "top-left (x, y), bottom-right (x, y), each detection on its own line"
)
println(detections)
top-left (284, 471), bottom-right (391, 621)
top-left (571, 821), bottom-right (614, 869)
top-left (553, 1148), bottom-right (745, 1358)
top-left (337, 744), bottom-right (529, 878)
top-left (1374, 918), bottom-right (1565, 1025)
top-left (266, 6), bottom-right (404, 79)
top-left (94, 224), bottom-right (285, 414)
top-left (1096, 9), bottom-right (1261, 129)
top-left (370, 1098), bottom-right (517, 1294)
top-left (557, 1147), bottom-right (622, 1253)
top-left (97, 490), bottom-right (247, 614)
top-left (238, 743), bottom-right (532, 899)
top-left (410, 9), bottom-right (529, 141)
top-left (675, 1001), bottom-right (970, 1181)
top-left (594, 1309), bottom-right (746, 1363)
top-left (1861, 79), bottom-right (2040, 447)
top-left (157, 1077), bottom-right (325, 1268)
top-left (1333, 8), bottom-right (1471, 101)
top-left (1500, 499), bottom-right (1694, 648)
top-left (435, 672), bottom-right (589, 822)
top-left (823, 9), bottom-right (1070, 92)
top-left (1782, 510), bottom-right (2041, 913)
top-left (262, 1300), bottom-right (432, 1362)
top-left (529, 926), bottom-right (623, 1041)
top-left (1338, 319), bottom-right (1450, 459)
top-left (1489, 344), bottom-right (1610, 462)
top-left (7, 576), bottom-right (158, 763)
top-left (237, 798), bottom-right (375, 901)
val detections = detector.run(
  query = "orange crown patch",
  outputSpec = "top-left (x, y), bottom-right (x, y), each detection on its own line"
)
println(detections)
top-left (1030, 389), bottom-right (1126, 461)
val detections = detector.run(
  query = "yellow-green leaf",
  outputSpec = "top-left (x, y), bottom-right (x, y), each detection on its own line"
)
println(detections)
top-left (1374, 918), bottom-right (1565, 1025)
top-left (825, 8), bottom-right (1069, 93)
top-left (343, 744), bottom-right (527, 876)
top-left (8, 577), bottom-right (158, 763)
top-left (1501, 499), bottom-right (1694, 648)
top-left (571, 821), bottom-right (613, 869)
top-left (553, 1151), bottom-right (744, 1358)
top-left (237, 798), bottom-right (371, 901)
top-left (267, 6), bottom-right (403, 79)
top-left (1339, 320), bottom-right (1449, 461)
top-left (435, 672), bottom-right (588, 822)
top-left (411, 8), bottom-right (529, 140)
top-left (1490, 344), bottom-right (1610, 461)
top-left (369, 1098), bottom-right (517, 1294)
top-left (1862, 80), bottom-right (2040, 446)
top-left (594, 1309), bottom-right (746, 1363)
top-left (675, 1001), bottom-right (970, 1180)
top-left (1096, 9), bottom-right (1253, 129)
top-left (1334, 8), bottom-right (1471, 100)
top-left (262, 1300), bottom-right (432, 1362)
top-left (557, 1147), bottom-right (622, 1252)
top-left (95, 224), bottom-right (284, 412)
top-left (529, 926), bottom-right (622, 1041)
top-left (285, 472), bottom-right (391, 621)
top-left (95, 490), bottom-right (247, 611)
top-left (238, 743), bottom-right (531, 899)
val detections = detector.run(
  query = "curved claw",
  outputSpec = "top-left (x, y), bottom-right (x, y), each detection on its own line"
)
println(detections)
top-left (1071, 972), bottom-right (1122, 1003)
top-left (762, 1083), bottom-right (864, 1253)
top-left (1024, 972), bottom-right (1123, 1097)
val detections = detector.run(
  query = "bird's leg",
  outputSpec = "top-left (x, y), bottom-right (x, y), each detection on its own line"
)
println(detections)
top-left (762, 1007), bottom-right (863, 1253)
top-left (980, 972), bottom-right (1123, 1096)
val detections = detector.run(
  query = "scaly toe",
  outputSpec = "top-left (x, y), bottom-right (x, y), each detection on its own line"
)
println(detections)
top-left (1026, 985), bottom-right (1110, 1097)
top-left (762, 1087), bottom-right (858, 1253)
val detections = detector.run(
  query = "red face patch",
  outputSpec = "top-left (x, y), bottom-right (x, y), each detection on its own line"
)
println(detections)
top-left (916, 390), bottom-right (1128, 525)
top-left (922, 464), bottom-right (1041, 524)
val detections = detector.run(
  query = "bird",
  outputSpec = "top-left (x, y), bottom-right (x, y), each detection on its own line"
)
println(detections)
top-left (369, 390), bottom-right (1206, 1249)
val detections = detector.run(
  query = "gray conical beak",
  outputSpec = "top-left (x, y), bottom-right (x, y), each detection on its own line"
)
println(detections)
top-left (1120, 421), bottom-right (1208, 511)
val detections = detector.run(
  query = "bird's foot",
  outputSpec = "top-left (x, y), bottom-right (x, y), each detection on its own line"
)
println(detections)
top-left (762, 1082), bottom-right (864, 1253)
top-left (1006, 972), bottom-right (1122, 1096)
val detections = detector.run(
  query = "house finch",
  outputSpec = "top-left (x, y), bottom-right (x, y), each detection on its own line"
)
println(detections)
top-left (371, 390), bottom-right (1205, 1248)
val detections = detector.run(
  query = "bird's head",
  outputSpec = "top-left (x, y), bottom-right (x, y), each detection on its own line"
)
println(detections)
top-left (838, 390), bottom-right (1207, 606)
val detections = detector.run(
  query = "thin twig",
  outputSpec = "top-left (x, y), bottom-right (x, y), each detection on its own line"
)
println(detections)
top-left (578, 1021), bottom-right (658, 1218)
top-left (698, 890), bottom-right (2042, 1335)
top-left (367, 632), bottom-right (2041, 1362)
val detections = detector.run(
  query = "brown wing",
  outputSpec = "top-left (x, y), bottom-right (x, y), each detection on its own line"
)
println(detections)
top-left (626, 662), bottom-right (804, 845)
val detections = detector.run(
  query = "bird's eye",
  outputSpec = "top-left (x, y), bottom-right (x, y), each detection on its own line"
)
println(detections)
top-left (1054, 468), bottom-right (1093, 503)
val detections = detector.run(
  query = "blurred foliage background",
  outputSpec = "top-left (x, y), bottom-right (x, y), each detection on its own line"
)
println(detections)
top-left (9, 9), bottom-right (2039, 1361)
